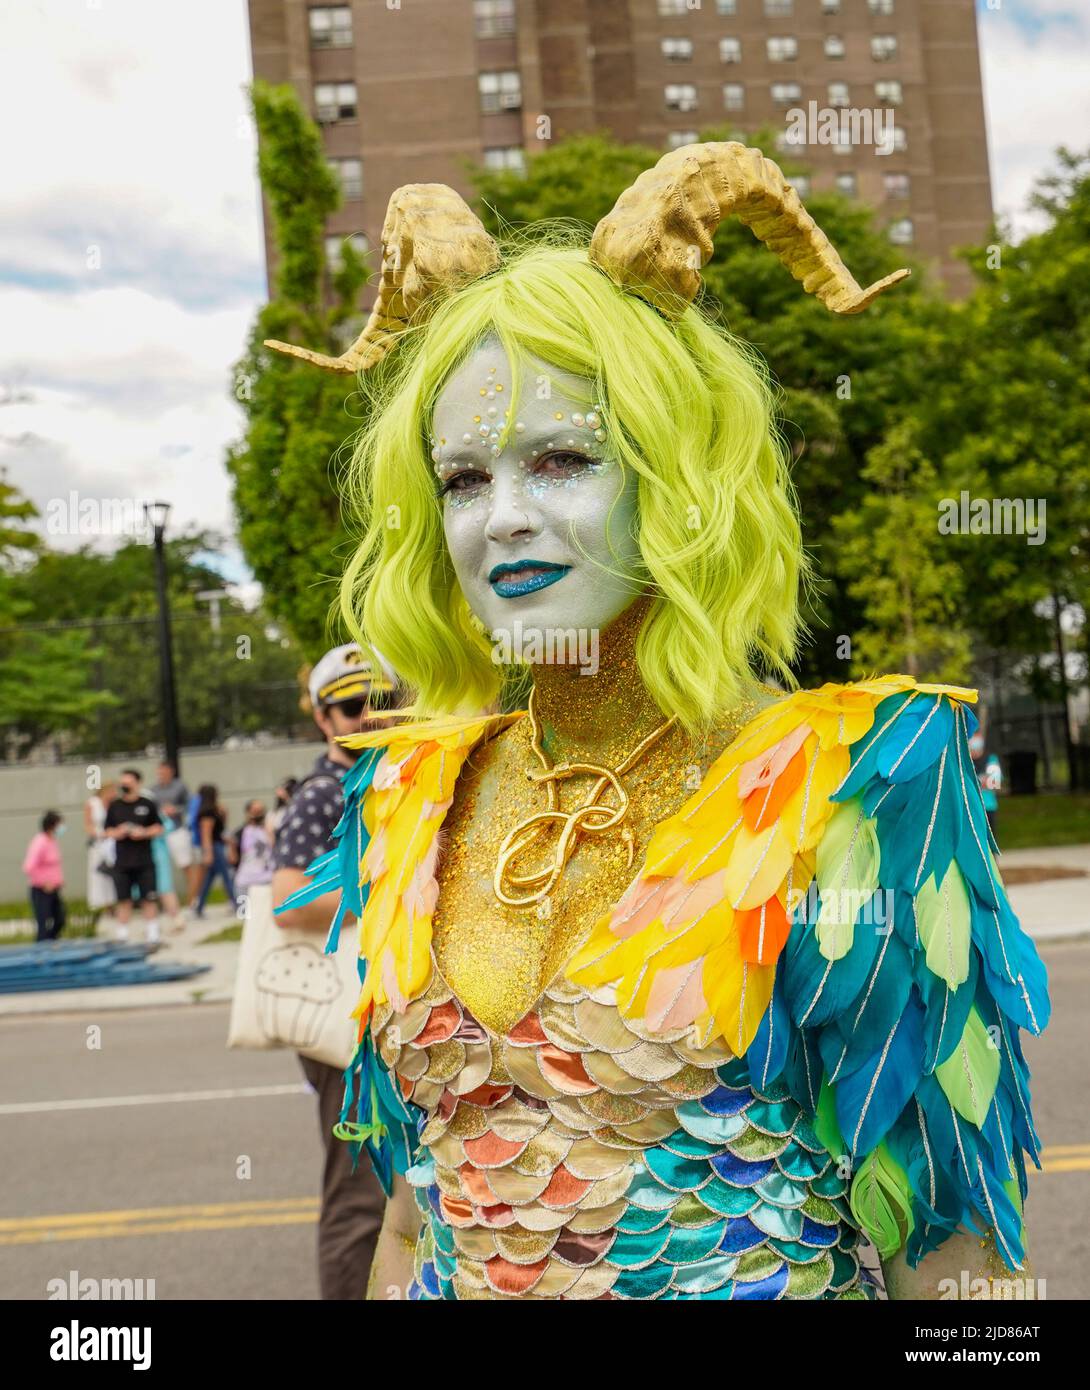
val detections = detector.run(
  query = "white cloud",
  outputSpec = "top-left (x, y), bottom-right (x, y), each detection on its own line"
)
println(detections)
top-left (0, 0), bottom-right (263, 548)
top-left (978, 2), bottom-right (1090, 238)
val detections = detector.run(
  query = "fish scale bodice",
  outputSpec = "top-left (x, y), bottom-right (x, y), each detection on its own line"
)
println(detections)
top-left (372, 969), bottom-right (876, 1300)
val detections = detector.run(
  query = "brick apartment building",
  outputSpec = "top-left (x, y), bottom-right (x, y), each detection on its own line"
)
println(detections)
top-left (247, 0), bottom-right (994, 297)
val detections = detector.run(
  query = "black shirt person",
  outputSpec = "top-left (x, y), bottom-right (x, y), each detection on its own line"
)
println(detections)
top-left (103, 769), bottom-right (163, 944)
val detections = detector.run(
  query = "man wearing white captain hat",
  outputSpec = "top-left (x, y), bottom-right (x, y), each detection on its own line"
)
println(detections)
top-left (273, 641), bottom-right (404, 1299)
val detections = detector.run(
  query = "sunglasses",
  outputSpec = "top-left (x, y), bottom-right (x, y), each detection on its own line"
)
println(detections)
top-left (334, 691), bottom-right (394, 719)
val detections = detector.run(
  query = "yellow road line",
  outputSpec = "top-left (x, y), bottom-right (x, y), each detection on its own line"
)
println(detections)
top-left (0, 1196), bottom-right (317, 1233)
top-left (1, 1210), bottom-right (319, 1247)
top-left (1040, 1143), bottom-right (1090, 1157)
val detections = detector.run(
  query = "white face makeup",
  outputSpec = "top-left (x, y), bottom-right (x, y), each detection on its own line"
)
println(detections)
top-left (430, 337), bottom-right (644, 651)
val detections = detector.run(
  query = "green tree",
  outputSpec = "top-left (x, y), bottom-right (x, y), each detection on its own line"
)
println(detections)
top-left (0, 476), bottom-right (114, 747)
top-left (10, 532), bottom-right (306, 757)
top-left (227, 80), bottom-right (370, 656)
top-left (886, 148), bottom-right (1090, 781)
top-left (832, 425), bottom-right (970, 681)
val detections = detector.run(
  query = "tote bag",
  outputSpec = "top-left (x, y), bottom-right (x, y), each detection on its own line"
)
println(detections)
top-left (227, 883), bottom-right (360, 1070)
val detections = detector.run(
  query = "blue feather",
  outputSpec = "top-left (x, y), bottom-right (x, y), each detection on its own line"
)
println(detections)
top-left (834, 988), bottom-right (925, 1156)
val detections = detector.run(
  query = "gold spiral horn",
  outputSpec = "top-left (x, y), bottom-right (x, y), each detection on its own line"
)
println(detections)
top-left (589, 141), bottom-right (909, 318)
top-left (264, 183), bottom-right (501, 374)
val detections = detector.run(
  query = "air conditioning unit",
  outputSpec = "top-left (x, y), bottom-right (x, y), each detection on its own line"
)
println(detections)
top-left (316, 104), bottom-right (338, 123)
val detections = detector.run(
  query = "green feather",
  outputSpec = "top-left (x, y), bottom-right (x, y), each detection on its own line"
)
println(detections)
top-left (814, 1076), bottom-right (847, 1165)
top-left (815, 799), bottom-right (880, 961)
top-left (916, 860), bottom-right (971, 988)
top-left (849, 1143), bottom-right (915, 1258)
top-left (935, 1005), bottom-right (1000, 1124)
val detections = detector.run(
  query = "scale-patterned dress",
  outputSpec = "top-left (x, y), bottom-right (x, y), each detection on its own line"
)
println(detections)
top-left (286, 676), bottom-right (1050, 1301)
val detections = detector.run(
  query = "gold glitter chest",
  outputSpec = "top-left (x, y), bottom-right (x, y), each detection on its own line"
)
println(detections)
top-left (430, 722), bottom-right (677, 1036)
top-left (429, 699), bottom-right (763, 1036)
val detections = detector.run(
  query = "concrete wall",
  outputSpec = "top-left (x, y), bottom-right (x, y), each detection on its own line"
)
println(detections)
top-left (0, 742), bottom-right (327, 905)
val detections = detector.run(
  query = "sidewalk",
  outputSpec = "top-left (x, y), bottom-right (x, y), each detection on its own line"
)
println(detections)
top-left (998, 843), bottom-right (1090, 944)
top-left (0, 902), bottom-right (241, 1017)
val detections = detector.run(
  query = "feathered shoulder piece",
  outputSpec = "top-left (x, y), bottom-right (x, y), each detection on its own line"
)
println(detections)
top-left (567, 674), bottom-right (1050, 1270)
top-left (341, 712), bottom-right (521, 1029)
top-left (290, 711), bottom-right (518, 1191)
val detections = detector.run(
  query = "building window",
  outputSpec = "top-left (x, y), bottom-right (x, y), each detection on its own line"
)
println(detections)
top-left (662, 37), bottom-right (693, 61)
top-left (883, 172), bottom-right (910, 198)
top-left (483, 145), bottom-right (526, 173)
top-left (767, 36), bottom-right (798, 62)
top-left (771, 82), bottom-right (801, 106)
top-left (836, 172), bottom-right (857, 197)
top-left (665, 83), bottom-right (698, 112)
top-left (325, 233), bottom-right (369, 269)
top-left (479, 70), bottom-right (522, 113)
top-left (667, 130), bottom-right (699, 149)
top-left (657, 0), bottom-right (692, 14)
top-left (474, 0), bottom-right (516, 39)
top-left (828, 81), bottom-right (850, 108)
top-left (764, 0), bottom-right (793, 15)
top-left (875, 79), bottom-right (903, 105)
top-left (716, 0), bottom-right (737, 13)
top-left (723, 82), bottom-right (745, 111)
top-left (792, 174), bottom-right (810, 198)
top-left (328, 157), bottom-right (363, 199)
top-left (883, 125), bottom-right (908, 152)
top-left (872, 34), bottom-right (898, 61)
top-left (831, 132), bottom-right (852, 155)
top-left (825, 34), bottom-right (845, 59)
top-left (314, 82), bottom-right (357, 122)
top-left (822, 0), bottom-right (841, 13)
top-left (309, 6), bottom-right (353, 48)
top-left (720, 36), bottom-right (741, 63)
top-left (888, 218), bottom-right (914, 245)
top-left (869, 0), bottom-right (895, 14)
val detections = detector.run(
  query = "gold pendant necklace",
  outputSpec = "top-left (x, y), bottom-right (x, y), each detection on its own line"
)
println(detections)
top-left (493, 686), bottom-right (677, 908)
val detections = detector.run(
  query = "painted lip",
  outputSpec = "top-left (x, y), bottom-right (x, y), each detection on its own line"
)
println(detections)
top-left (488, 560), bottom-right (571, 599)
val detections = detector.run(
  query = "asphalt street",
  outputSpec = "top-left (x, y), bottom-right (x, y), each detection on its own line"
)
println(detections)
top-left (1, 939), bottom-right (1087, 1300)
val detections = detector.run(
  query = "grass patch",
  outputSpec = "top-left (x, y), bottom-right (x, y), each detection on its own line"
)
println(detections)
top-left (199, 923), bottom-right (243, 945)
top-left (996, 793), bottom-right (1090, 851)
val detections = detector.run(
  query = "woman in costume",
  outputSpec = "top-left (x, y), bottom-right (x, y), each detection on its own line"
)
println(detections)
top-left (271, 144), bottom-right (1050, 1301)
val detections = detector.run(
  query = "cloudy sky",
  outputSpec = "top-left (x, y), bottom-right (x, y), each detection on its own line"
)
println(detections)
top-left (1, 0), bottom-right (1087, 584)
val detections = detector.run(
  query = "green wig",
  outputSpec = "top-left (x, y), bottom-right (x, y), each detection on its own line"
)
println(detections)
top-left (339, 235), bottom-right (807, 732)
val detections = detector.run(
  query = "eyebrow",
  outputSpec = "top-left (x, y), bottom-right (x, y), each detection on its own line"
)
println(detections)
top-left (438, 431), bottom-right (592, 465)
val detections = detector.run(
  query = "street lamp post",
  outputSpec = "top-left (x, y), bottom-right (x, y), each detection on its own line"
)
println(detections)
top-left (144, 501), bottom-right (181, 771)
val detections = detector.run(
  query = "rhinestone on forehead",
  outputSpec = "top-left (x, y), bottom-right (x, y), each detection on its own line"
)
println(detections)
top-left (431, 361), bottom-right (612, 479)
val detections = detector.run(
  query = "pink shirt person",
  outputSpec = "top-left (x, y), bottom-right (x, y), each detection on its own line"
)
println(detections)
top-left (24, 832), bottom-right (63, 891)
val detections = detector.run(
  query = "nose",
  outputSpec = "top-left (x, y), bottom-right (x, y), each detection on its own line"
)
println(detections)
top-left (485, 470), bottom-right (540, 544)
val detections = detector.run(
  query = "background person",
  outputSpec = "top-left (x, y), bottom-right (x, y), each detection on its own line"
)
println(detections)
top-left (193, 783), bottom-right (235, 918)
top-left (103, 769), bottom-right (163, 944)
top-left (150, 799), bottom-right (185, 931)
top-left (151, 759), bottom-right (193, 905)
top-left (234, 799), bottom-right (274, 900)
top-left (23, 810), bottom-right (66, 941)
top-left (84, 780), bottom-right (117, 918)
top-left (265, 778), bottom-right (297, 842)
top-left (272, 642), bottom-right (401, 1301)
